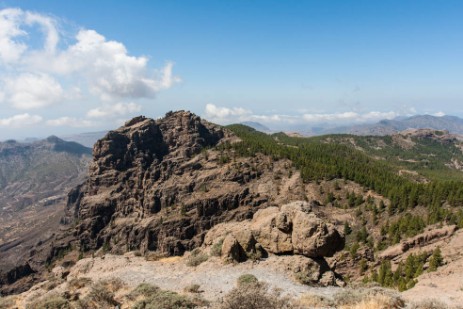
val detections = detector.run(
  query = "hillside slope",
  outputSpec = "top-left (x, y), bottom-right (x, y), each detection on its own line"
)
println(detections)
top-left (0, 137), bottom-right (91, 274)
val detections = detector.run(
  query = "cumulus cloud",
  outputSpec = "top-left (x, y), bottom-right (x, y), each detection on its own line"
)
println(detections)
top-left (46, 117), bottom-right (93, 127)
top-left (87, 102), bottom-right (141, 118)
top-left (204, 103), bottom-right (251, 122)
top-left (0, 113), bottom-right (42, 127)
top-left (204, 104), bottom-right (404, 126)
top-left (0, 7), bottom-right (179, 131)
top-left (3, 73), bottom-right (64, 109)
top-left (0, 8), bottom-right (27, 64)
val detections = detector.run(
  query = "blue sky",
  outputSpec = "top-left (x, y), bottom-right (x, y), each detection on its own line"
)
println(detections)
top-left (0, 0), bottom-right (462, 139)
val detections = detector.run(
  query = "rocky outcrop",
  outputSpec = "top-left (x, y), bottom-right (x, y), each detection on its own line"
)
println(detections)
top-left (203, 201), bottom-right (344, 286)
top-left (64, 111), bottom-right (294, 257)
top-left (379, 225), bottom-right (457, 260)
top-left (0, 111), bottom-right (336, 293)
top-left (205, 201), bottom-right (344, 259)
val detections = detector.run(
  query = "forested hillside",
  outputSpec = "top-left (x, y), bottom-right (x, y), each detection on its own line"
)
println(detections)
top-left (226, 124), bottom-right (463, 236)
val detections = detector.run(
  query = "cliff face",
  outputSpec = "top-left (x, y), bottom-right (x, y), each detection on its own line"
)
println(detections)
top-left (67, 111), bottom-right (272, 255)
top-left (1, 111), bottom-right (345, 294)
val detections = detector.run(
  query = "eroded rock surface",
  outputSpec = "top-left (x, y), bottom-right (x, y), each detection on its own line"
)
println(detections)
top-left (204, 201), bottom-right (344, 285)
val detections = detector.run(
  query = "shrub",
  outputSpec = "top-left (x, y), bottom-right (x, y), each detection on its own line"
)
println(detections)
top-left (333, 287), bottom-right (404, 308)
top-left (221, 281), bottom-right (292, 309)
top-left (27, 295), bottom-right (70, 309)
top-left (78, 279), bottom-right (123, 308)
top-left (68, 277), bottom-right (93, 290)
top-left (128, 283), bottom-right (160, 300)
top-left (297, 293), bottom-right (333, 308)
top-left (184, 284), bottom-right (201, 293)
top-left (237, 274), bottom-right (259, 287)
top-left (210, 239), bottom-right (224, 257)
top-left (186, 249), bottom-right (208, 267)
top-left (133, 290), bottom-right (196, 309)
top-left (428, 247), bottom-right (443, 272)
top-left (409, 298), bottom-right (449, 309)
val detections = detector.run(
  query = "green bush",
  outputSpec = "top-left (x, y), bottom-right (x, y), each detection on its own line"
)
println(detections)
top-left (133, 290), bottom-right (196, 309)
top-left (128, 283), bottom-right (160, 300)
top-left (221, 281), bottom-right (291, 309)
top-left (210, 239), bottom-right (224, 257)
top-left (237, 274), bottom-right (258, 287)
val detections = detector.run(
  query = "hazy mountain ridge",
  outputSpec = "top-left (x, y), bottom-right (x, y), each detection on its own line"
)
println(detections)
top-left (324, 114), bottom-right (463, 136)
top-left (60, 131), bottom-right (108, 148)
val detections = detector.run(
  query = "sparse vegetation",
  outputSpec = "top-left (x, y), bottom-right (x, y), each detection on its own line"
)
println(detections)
top-left (77, 278), bottom-right (125, 308)
top-left (237, 274), bottom-right (259, 287)
top-left (132, 288), bottom-right (198, 309)
top-left (186, 248), bottom-right (208, 267)
top-left (184, 283), bottom-right (201, 293)
top-left (28, 294), bottom-right (70, 309)
top-left (221, 278), bottom-right (292, 309)
top-left (68, 277), bottom-right (93, 290)
top-left (365, 251), bottom-right (441, 291)
top-left (428, 247), bottom-right (444, 272)
top-left (210, 238), bottom-right (224, 257)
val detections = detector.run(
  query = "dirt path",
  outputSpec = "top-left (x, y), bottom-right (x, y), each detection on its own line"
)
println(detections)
top-left (67, 254), bottom-right (339, 302)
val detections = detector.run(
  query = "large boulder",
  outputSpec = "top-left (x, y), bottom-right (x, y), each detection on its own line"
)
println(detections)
top-left (204, 201), bottom-right (345, 261)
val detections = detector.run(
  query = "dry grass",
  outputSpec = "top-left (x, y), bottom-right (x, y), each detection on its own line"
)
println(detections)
top-left (186, 248), bottom-right (208, 267)
top-left (408, 299), bottom-right (449, 309)
top-left (68, 277), bottom-right (93, 290)
top-left (184, 283), bottom-right (202, 293)
top-left (27, 294), bottom-right (69, 309)
top-left (0, 296), bottom-right (17, 309)
top-left (76, 278), bottom-right (125, 308)
top-left (296, 287), bottom-right (405, 309)
top-left (221, 277), bottom-right (293, 309)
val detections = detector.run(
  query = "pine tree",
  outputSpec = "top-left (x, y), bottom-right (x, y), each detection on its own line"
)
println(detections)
top-left (428, 247), bottom-right (443, 272)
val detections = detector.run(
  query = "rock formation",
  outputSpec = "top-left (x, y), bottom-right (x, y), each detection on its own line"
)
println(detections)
top-left (203, 201), bottom-right (344, 285)
top-left (0, 111), bottom-right (345, 293)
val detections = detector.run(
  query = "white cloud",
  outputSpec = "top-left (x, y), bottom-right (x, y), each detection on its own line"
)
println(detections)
top-left (0, 7), bottom-right (179, 131)
top-left (0, 113), bottom-right (42, 127)
top-left (46, 117), bottom-right (93, 127)
top-left (302, 111), bottom-right (398, 123)
top-left (204, 103), bottom-right (251, 122)
top-left (204, 104), bottom-right (404, 126)
top-left (0, 8), bottom-right (27, 64)
top-left (87, 102), bottom-right (141, 118)
top-left (27, 28), bottom-right (180, 101)
top-left (433, 111), bottom-right (446, 117)
top-left (2, 73), bottom-right (64, 109)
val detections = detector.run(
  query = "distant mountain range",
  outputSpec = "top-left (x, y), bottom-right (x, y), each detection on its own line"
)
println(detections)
top-left (60, 131), bottom-right (108, 148)
top-left (240, 121), bottom-right (272, 133)
top-left (239, 115), bottom-right (463, 136)
top-left (323, 115), bottom-right (463, 136)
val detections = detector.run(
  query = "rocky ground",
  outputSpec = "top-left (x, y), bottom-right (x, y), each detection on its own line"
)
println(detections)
top-left (402, 229), bottom-right (463, 306)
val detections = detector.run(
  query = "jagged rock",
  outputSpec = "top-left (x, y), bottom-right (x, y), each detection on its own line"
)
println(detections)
top-left (204, 201), bottom-right (344, 285)
top-left (291, 210), bottom-right (343, 257)
top-left (222, 234), bottom-right (246, 262)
